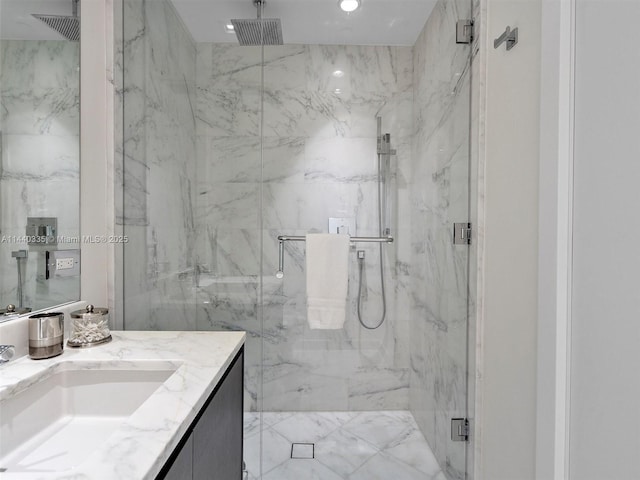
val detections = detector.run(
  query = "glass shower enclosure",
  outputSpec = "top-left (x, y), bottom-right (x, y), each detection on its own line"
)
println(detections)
top-left (117, 0), bottom-right (474, 478)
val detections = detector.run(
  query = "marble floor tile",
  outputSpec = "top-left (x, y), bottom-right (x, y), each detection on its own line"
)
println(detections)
top-left (315, 411), bottom-right (360, 426)
top-left (314, 428), bottom-right (379, 475)
top-left (263, 458), bottom-right (344, 480)
top-left (262, 411), bottom-right (295, 427)
top-left (244, 410), bottom-right (444, 480)
top-left (349, 451), bottom-right (433, 480)
top-left (244, 412), bottom-right (261, 438)
top-left (270, 412), bottom-right (342, 443)
top-left (383, 426), bottom-right (442, 477)
top-left (243, 427), bottom-right (292, 476)
top-left (243, 430), bottom-right (261, 476)
top-left (341, 411), bottom-right (415, 449)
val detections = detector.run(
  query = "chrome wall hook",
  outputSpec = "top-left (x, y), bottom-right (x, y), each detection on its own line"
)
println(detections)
top-left (494, 26), bottom-right (518, 51)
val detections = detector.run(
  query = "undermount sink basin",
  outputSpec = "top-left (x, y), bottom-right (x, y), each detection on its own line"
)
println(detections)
top-left (0, 362), bottom-right (177, 474)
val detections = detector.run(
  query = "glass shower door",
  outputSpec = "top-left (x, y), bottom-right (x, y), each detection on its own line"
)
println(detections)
top-left (191, 39), bottom-right (265, 476)
top-left (118, 0), bottom-right (199, 331)
top-left (258, 0), bottom-right (473, 478)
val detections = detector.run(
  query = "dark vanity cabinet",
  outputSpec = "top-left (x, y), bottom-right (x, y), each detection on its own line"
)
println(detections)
top-left (159, 348), bottom-right (244, 480)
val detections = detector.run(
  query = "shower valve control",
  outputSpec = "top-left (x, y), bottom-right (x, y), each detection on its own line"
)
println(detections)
top-left (329, 217), bottom-right (356, 236)
top-left (357, 250), bottom-right (365, 260)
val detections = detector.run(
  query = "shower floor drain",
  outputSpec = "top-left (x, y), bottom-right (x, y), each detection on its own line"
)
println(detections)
top-left (290, 443), bottom-right (314, 459)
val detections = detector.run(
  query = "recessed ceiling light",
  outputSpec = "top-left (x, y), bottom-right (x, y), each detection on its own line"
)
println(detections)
top-left (225, 23), bottom-right (235, 33)
top-left (332, 70), bottom-right (345, 78)
top-left (338, 0), bottom-right (361, 13)
top-left (334, 88), bottom-right (343, 94)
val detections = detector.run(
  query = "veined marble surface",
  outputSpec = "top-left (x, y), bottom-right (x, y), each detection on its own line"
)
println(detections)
top-left (0, 330), bottom-right (245, 480)
top-left (117, 0), bottom-right (198, 331)
top-left (243, 410), bottom-right (446, 480)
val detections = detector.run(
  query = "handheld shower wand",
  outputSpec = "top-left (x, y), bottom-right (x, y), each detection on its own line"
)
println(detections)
top-left (356, 117), bottom-right (394, 330)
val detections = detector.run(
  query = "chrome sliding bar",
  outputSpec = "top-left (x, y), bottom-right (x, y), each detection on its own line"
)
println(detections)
top-left (275, 235), bottom-right (394, 278)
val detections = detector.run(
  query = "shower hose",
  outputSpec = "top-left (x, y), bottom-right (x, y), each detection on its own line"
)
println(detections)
top-left (356, 150), bottom-right (387, 330)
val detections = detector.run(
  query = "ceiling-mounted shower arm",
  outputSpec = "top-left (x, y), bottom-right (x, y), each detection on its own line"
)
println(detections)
top-left (254, 0), bottom-right (263, 20)
top-left (72, 0), bottom-right (79, 17)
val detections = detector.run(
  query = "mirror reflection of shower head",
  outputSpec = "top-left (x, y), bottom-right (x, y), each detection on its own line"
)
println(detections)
top-left (231, 0), bottom-right (283, 46)
top-left (32, 0), bottom-right (80, 42)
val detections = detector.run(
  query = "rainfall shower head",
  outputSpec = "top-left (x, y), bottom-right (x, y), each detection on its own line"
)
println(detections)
top-left (231, 0), bottom-right (283, 46)
top-left (32, 0), bottom-right (80, 42)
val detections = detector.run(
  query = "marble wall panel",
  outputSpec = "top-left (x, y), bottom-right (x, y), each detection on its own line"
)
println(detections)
top-left (0, 40), bottom-right (80, 310)
top-left (119, 0), bottom-right (147, 227)
top-left (196, 43), bottom-right (413, 412)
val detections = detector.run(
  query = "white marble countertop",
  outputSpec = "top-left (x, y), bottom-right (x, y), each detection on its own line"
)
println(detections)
top-left (0, 330), bottom-right (245, 480)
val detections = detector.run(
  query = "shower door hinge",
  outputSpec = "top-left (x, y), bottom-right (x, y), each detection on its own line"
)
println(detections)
top-left (451, 418), bottom-right (470, 442)
top-left (453, 223), bottom-right (472, 245)
top-left (456, 19), bottom-right (474, 44)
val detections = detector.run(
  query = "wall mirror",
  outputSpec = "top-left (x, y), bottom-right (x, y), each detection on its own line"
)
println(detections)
top-left (0, 0), bottom-right (80, 320)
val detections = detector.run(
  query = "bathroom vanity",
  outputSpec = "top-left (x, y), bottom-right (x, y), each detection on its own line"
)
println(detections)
top-left (0, 331), bottom-right (245, 479)
top-left (159, 343), bottom-right (244, 480)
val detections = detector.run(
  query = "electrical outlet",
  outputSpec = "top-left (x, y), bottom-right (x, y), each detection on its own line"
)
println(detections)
top-left (56, 257), bottom-right (75, 270)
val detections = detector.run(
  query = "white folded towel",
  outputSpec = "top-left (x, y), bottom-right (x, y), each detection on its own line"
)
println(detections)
top-left (305, 233), bottom-right (350, 329)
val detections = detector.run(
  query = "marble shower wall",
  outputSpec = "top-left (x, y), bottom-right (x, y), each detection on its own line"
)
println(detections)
top-left (195, 44), bottom-right (413, 412)
top-left (409, 0), bottom-right (473, 479)
top-left (0, 40), bottom-right (80, 310)
top-left (118, 0), bottom-right (197, 330)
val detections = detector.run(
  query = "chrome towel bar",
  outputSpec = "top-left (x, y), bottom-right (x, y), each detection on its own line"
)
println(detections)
top-left (276, 235), bottom-right (393, 278)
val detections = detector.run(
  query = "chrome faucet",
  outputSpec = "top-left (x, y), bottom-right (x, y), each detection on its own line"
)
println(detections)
top-left (0, 345), bottom-right (15, 364)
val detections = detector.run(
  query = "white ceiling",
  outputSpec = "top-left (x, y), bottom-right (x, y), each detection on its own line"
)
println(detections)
top-left (1, 0), bottom-right (438, 45)
top-left (171, 0), bottom-right (437, 45)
